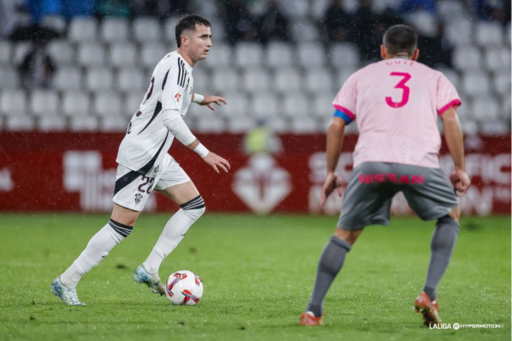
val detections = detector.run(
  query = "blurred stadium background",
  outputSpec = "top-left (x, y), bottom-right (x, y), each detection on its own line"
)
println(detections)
top-left (0, 0), bottom-right (510, 216)
top-left (0, 2), bottom-right (510, 340)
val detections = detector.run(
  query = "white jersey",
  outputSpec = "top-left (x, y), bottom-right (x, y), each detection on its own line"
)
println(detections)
top-left (116, 51), bottom-right (194, 175)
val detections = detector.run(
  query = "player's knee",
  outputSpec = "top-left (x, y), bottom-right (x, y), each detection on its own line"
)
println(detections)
top-left (334, 227), bottom-right (363, 246)
top-left (180, 195), bottom-right (205, 220)
top-left (182, 206), bottom-right (205, 220)
top-left (436, 215), bottom-right (460, 233)
top-left (447, 206), bottom-right (461, 223)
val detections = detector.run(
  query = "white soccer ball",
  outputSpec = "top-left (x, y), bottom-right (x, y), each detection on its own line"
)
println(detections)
top-left (165, 270), bottom-right (204, 305)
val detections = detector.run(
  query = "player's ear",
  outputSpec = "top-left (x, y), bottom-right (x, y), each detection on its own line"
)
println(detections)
top-left (380, 45), bottom-right (387, 59)
top-left (182, 34), bottom-right (189, 47)
top-left (412, 49), bottom-right (419, 61)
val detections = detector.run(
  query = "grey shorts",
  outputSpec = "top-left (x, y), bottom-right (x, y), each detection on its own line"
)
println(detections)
top-left (338, 162), bottom-right (459, 230)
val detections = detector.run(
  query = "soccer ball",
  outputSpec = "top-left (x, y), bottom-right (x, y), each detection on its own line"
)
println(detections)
top-left (165, 270), bottom-right (204, 305)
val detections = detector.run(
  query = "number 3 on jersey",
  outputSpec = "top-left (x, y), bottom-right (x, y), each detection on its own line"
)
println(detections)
top-left (386, 72), bottom-right (411, 108)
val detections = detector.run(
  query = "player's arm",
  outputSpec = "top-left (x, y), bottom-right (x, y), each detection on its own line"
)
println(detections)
top-left (321, 75), bottom-right (356, 206)
top-left (161, 110), bottom-right (230, 173)
top-left (192, 92), bottom-right (227, 111)
top-left (160, 66), bottom-right (230, 173)
top-left (441, 107), bottom-right (470, 196)
top-left (321, 116), bottom-right (346, 206)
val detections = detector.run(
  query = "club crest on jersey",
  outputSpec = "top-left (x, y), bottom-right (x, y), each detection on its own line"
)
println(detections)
top-left (135, 193), bottom-right (143, 204)
top-left (175, 93), bottom-right (182, 102)
top-left (154, 166), bottom-right (159, 173)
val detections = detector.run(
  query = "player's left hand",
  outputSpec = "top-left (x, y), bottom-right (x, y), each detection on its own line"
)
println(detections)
top-left (450, 168), bottom-right (471, 197)
top-left (201, 95), bottom-right (227, 111)
top-left (203, 152), bottom-right (231, 174)
top-left (320, 172), bottom-right (344, 206)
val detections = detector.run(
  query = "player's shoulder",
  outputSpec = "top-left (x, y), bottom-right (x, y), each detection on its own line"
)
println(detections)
top-left (158, 51), bottom-right (179, 67)
top-left (412, 60), bottom-right (443, 76)
top-left (342, 62), bottom-right (377, 84)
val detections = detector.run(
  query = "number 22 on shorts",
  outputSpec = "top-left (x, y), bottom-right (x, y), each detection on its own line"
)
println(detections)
top-left (386, 72), bottom-right (411, 108)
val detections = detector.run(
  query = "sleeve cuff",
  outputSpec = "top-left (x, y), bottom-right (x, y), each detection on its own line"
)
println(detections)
top-left (333, 105), bottom-right (355, 124)
top-left (438, 99), bottom-right (462, 116)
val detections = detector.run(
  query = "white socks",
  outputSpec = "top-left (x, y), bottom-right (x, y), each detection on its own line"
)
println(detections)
top-left (59, 195), bottom-right (205, 288)
top-left (143, 195), bottom-right (205, 275)
top-left (60, 220), bottom-right (132, 288)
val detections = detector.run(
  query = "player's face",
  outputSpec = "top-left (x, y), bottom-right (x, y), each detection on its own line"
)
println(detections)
top-left (189, 24), bottom-right (212, 61)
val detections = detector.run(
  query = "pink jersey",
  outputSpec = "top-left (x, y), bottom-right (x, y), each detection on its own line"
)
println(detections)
top-left (333, 58), bottom-right (461, 168)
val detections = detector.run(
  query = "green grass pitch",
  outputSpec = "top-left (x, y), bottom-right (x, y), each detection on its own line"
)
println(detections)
top-left (0, 213), bottom-right (510, 341)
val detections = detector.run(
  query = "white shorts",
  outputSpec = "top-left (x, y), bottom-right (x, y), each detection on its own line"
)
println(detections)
top-left (113, 154), bottom-right (191, 211)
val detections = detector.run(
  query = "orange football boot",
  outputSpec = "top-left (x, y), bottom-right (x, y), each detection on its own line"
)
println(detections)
top-left (299, 311), bottom-right (325, 326)
top-left (414, 292), bottom-right (441, 327)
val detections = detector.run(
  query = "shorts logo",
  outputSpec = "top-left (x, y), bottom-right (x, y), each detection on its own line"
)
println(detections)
top-left (358, 173), bottom-right (425, 185)
top-left (175, 93), bottom-right (182, 102)
top-left (135, 193), bottom-right (143, 204)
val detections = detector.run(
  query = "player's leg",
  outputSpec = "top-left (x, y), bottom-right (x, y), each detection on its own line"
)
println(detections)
top-left (401, 165), bottom-right (460, 326)
top-left (60, 204), bottom-right (140, 286)
top-left (423, 206), bottom-right (460, 301)
top-left (413, 206), bottom-right (460, 326)
top-left (300, 228), bottom-right (363, 326)
top-left (301, 162), bottom-right (397, 325)
top-left (137, 157), bottom-right (205, 287)
top-left (52, 164), bottom-right (147, 305)
top-left (141, 180), bottom-right (204, 277)
top-left (52, 204), bottom-right (141, 305)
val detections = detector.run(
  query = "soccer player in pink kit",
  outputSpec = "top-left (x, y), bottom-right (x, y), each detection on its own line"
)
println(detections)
top-left (300, 25), bottom-right (471, 327)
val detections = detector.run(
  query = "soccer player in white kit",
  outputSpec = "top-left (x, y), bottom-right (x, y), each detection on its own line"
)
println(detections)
top-left (51, 15), bottom-right (230, 305)
top-left (299, 25), bottom-right (471, 327)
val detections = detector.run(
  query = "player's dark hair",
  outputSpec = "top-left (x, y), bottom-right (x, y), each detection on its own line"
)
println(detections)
top-left (383, 24), bottom-right (417, 56)
top-left (175, 14), bottom-right (211, 48)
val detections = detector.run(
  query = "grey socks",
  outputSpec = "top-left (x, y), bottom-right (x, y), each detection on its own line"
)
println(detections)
top-left (423, 215), bottom-right (460, 301)
top-left (307, 235), bottom-right (352, 317)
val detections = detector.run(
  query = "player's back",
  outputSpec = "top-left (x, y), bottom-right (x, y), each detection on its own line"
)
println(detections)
top-left (334, 58), bottom-right (461, 168)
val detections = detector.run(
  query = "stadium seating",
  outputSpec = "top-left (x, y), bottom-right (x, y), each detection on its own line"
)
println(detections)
top-left (93, 93), bottom-right (123, 118)
top-left (69, 17), bottom-right (97, 42)
top-left (242, 70), bottom-right (270, 93)
top-left (267, 43), bottom-right (295, 68)
top-left (235, 43), bottom-right (264, 68)
top-left (0, 90), bottom-right (26, 114)
top-left (54, 66), bottom-right (82, 91)
top-left (38, 115), bottom-right (66, 131)
top-left (0, 41), bottom-right (12, 65)
top-left (62, 91), bottom-right (88, 117)
top-left (85, 67), bottom-right (113, 92)
top-left (274, 68), bottom-right (303, 93)
top-left (100, 19), bottom-right (129, 43)
top-left (48, 41), bottom-right (74, 65)
top-left (133, 17), bottom-right (162, 42)
top-left (140, 43), bottom-right (168, 68)
top-left (109, 43), bottom-right (138, 67)
top-left (6, 115), bottom-right (35, 131)
top-left (282, 93), bottom-right (310, 119)
top-left (0, 67), bottom-right (18, 89)
top-left (78, 43), bottom-right (106, 67)
top-left (0, 0), bottom-right (509, 134)
top-left (69, 116), bottom-right (99, 132)
top-left (30, 90), bottom-right (59, 116)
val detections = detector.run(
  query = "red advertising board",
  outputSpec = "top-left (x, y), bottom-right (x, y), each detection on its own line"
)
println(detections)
top-left (0, 132), bottom-right (509, 215)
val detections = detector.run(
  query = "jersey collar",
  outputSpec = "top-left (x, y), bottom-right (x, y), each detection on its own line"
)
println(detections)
top-left (177, 51), bottom-right (194, 71)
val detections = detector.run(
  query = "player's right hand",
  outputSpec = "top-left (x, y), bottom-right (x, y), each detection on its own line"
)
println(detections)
top-left (320, 172), bottom-right (343, 206)
top-left (203, 152), bottom-right (230, 174)
top-left (450, 168), bottom-right (471, 197)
